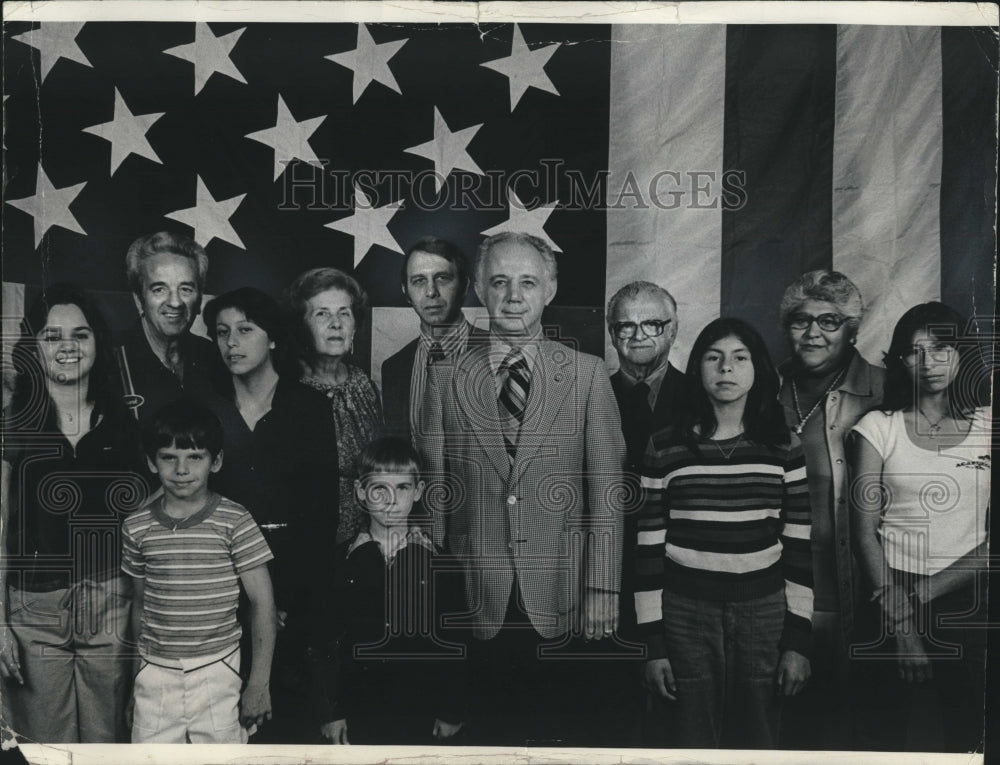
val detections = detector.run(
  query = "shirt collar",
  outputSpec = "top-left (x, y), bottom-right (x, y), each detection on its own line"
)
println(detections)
top-left (778, 347), bottom-right (877, 399)
top-left (419, 316), bottom-right (471, 357)
top-left (348, 526), bottom-right (434, 560)
top-left (487, 332), bottom-right (542, 376)
top-left (617, 357), bottom-right (671, 393)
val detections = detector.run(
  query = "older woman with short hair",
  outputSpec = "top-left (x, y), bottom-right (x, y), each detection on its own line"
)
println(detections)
top-left (775, 270), bottom-right (884, 749)
top-left (286, 268), bottom-right (383, 544)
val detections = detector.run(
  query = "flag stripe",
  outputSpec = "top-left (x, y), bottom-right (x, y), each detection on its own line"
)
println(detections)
top-left (939, 26), bottom-right (998, 326)
top-left (720, 25), bottom-right (837, 362)
top-left (832, 26), bottom-right (943, 364)
top-left (606, 24), bottom-right (727, 371)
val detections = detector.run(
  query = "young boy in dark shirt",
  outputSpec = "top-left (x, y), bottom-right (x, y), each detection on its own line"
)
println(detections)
top-left (309, 437), bottom-right (466, 744)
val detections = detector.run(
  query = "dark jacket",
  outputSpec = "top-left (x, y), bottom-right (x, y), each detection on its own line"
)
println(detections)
top-left (610, 362), bottom-right (687, 471)
top-left (112, 320), bottom-right (226, 425)
top-left (307, 530), bottom-right (467, 731)
top-left (2, 391), bottom-right (151, 590)
top-left (205, 378), bottom-right (339, 625)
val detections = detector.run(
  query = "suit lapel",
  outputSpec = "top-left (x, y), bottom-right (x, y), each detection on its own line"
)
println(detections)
top-left (455, 344), bottom-right (511, 479)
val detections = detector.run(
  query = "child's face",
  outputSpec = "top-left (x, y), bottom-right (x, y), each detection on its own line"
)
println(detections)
top-left (355, 470), bottom-right (424, 527)
top-left (148, 443), bottom-right (222, 501)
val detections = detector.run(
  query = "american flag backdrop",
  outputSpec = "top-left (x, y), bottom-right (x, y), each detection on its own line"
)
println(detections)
top-left (2, 15), bottom-right (997, 384)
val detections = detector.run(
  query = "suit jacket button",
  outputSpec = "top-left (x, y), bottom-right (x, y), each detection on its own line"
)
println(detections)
top-left (507, 495), bottom-right (517, 505)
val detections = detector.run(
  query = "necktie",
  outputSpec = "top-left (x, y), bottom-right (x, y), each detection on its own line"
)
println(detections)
top-left (627, 381), bottom-right (653, 463)
top-left (428, 341), bottom-right (446, 365)
top-left (630, 381), bottom-right (652, 420)
top-left (499, 349), bottom-right (530, 461)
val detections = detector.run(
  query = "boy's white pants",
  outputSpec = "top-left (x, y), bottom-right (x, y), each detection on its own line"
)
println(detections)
top-left (132, 646), bottom-right (249, 744)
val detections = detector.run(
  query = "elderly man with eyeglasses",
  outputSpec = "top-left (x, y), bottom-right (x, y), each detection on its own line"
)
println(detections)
top-left (603, 281), bottom-right (687, 746)
top-left (606, 281), bottom-right (686, 473)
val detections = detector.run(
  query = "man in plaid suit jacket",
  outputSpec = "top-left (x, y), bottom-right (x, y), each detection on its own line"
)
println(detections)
top-left (421, 231), bottom-right (626, 746)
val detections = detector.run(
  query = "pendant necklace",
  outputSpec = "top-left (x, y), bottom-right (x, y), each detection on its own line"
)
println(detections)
top-left (791, 367), bottom-right (847, 435)
top-left (918, 407), bottom-right (947, 437)
top-left (713, 433), bottom-right (742, 460)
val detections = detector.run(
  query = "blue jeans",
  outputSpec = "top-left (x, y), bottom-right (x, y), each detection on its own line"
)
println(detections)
top-left (660, 589), bottom-right (785, 749)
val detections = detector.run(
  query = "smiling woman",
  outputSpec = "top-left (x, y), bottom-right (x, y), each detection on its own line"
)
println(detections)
top-left (774, 270), bottom-right (884, 750)
top-left (1, 284), bottom-right (149, 744)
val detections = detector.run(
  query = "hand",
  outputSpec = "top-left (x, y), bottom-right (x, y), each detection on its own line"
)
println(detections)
top-left (0, 629), bottom-right (24, 685)
top-left (878, 583), bottom-right (914, 627)
top-left (775, 650), bottom-right (810, 696)
top-left (320, 718), bottom-right (349, 744)
top-left (432, 718), bottom-right (464, 741)
top-left (641, 658), bottom-right (676, 700)
top-left (584, 589), bottom-right (618, 640)
top-left (276, 610), bottom-right (288, 631)
top-left (895, 630), bottom-right (932, 684)
top-left (240, 682), bottom-right (272, 729)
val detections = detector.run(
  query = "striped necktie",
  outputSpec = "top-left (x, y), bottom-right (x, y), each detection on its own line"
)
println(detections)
top-left (498, 348), bottom-right (530, 461)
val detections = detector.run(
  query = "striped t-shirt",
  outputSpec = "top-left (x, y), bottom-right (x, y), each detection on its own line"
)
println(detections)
top-left (634, 433), bottom-right (814, 657)
top-left (121, 492), bottom-right (273, 659)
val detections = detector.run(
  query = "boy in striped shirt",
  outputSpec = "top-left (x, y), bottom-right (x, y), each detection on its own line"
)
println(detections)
top-left (122, 400), bottom-right (276, 743)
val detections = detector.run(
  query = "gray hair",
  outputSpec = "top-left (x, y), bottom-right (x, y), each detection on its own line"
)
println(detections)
top-left (475, 232), bottom-right (557, 288)
top-left (779, 270), bottom-right (865, 336)
top-left (126, 231), bottom-right (209, 295)
top-left (606, 281), bottom-right (677, 323)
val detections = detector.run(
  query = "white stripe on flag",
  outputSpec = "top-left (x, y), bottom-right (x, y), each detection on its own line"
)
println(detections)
top-left (607, 25), bottom-right (727, 372)
top-left (2, 281), bottom-right (26, 389)
top-left (832, 26), bottom-right (942, 363)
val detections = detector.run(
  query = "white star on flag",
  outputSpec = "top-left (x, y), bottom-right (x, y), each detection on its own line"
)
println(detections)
top-left (482, 187), bottom-right (562, 253)
top-left (165, 176), bottom-right (247, 250)
top-left (164, 23), bottom-right (248, 96)
top-left (403, 107), bottom-right (484, 195)
top-left (82, 88), bottom-right (165, 175)
top-left (480, 25), bottom-right (560, 111)
top-left (325, 184), bottom-right (404, 268)
top-left (245, 95), bottom-right (326, 182)
top-left (5, 165), bottom-right (87, 248)
top-left (326, 24), bottom-right (408, 105)
top-left (11, 23), bottom-right (93, 84)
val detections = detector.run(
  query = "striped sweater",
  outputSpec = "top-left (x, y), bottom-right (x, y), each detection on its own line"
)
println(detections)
top-left (121, 493), bottom-right (273, 659)
top-left (634, 433), bottom-right (814, 657)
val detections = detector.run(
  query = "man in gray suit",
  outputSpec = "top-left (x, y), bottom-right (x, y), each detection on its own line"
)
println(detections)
top-left (424, 232), bottom-right (626, 746)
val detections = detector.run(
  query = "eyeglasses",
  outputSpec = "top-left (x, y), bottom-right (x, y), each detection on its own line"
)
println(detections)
top-left (787, 312), bottom-right (846, 332)
top-left (611, 319), bottom-right (672, 340)
top-left (901, 346), bottom-right (954, 367)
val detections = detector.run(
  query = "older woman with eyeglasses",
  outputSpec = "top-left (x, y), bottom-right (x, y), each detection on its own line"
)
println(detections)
top-left (775, 270), bottom-right (884, 750)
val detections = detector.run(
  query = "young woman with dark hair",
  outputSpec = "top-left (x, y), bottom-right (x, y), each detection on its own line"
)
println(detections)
top-left (634, 317), bottom-right (814, 749)
top-left (201, 287), bottom-right (340, 743)
top-left (850, 302), bottom-right (990, 752)
top-left (1, 284), bottom-right (148, 743)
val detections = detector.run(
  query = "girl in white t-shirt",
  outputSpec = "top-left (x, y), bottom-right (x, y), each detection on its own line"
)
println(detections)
top-left (849, 301), bottom-right (990, 753)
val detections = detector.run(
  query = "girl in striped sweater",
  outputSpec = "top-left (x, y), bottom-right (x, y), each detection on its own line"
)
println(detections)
top-left (635, 318), bottom-right (814, 749)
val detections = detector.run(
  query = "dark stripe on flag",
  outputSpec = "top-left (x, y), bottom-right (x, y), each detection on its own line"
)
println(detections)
top-left (720, 25), bottom-right (837, 360)
top-left (940, 27), bottom-right (998, 326)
